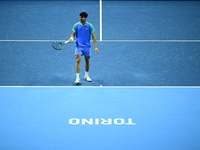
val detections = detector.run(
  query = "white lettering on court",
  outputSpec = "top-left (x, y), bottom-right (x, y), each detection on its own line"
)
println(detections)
top-left (82, 118), bottom-right (93, 125)
top-left (69, 118), bottom-right (136, 125)
top-left (69, 118), bottom-right (80, 125)
top-left (101, 118), bottom-right (112, 125)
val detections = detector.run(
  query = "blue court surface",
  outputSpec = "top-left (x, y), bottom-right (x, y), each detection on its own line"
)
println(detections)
top-left (0, 86), bottom-right (200, 150)
top-left (0, 0), bottom-right (200, 150)
top-left (0, 0), bottom-right (200, 86)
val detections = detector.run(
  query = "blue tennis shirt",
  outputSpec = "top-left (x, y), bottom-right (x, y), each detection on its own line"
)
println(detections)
top-left (72, 22), bottom-right (95, 48)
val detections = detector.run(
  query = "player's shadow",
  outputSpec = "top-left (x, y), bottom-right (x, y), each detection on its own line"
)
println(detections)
top-left (72, 83), bottom-right (83, 86)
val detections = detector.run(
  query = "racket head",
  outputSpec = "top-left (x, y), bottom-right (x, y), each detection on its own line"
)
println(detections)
top-left (52, 42), bottom-right (64, 50)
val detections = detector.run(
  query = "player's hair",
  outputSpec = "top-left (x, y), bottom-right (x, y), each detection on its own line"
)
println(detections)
top-left (80, 12), bottom-right (88, 18)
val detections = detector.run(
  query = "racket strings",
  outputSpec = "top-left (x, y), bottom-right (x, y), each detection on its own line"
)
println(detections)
top-left (52, 42), bottom-right (63, 50)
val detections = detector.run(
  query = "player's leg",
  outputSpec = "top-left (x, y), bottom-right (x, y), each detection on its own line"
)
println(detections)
top-left (75, 55), bottom-right (81, 73)
top-left (84, 56), bottom-right (92, 82)
top-left (85, 56), bottom-right (90, 72)
top-left (75, 55), bottom-right (81, 84)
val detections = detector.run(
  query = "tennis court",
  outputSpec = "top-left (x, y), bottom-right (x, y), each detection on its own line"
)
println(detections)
top-left (0, 0), bottom-right (200, 149)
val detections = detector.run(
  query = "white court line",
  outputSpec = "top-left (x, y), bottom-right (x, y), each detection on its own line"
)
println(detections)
top-left (102, 40), bottom-right (200, 42)
top-left (0, 40), bottom-right (68, 42)
top-left (1, 40), bottom-right (200, 42)
top-left (0, 86), bottom-right (200, 88)
top-left (100, 0), bottom-right (102, 41)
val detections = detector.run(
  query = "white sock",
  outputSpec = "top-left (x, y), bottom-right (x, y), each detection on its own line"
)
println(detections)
top-left (85, 71), bottom-right (89, 76)
top-left (76, 73), bottom-right (80, 78)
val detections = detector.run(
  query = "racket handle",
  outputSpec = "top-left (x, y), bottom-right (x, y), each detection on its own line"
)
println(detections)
top-left (64, 40), bottom-right (69, 44)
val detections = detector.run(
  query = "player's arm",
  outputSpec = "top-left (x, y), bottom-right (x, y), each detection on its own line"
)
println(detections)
top-left (91, 32), bottom-right (99, 54)
top-left (68, 31), bottom-right (76, 43)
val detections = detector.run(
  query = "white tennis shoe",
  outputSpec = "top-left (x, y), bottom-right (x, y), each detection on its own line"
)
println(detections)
top-left (75, 78), bottom-right (81, 84)
top-left (84, 75), bottom-right (92, 82)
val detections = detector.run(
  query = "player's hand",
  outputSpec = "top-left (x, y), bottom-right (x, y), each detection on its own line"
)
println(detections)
top-left (68, 39), bottom-right (73, 43)
top-left (95, 48), bottom-right (99, 54)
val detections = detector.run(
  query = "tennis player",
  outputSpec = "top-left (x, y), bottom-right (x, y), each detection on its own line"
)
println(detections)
top-left (68, 12), bottom-right (99, 84)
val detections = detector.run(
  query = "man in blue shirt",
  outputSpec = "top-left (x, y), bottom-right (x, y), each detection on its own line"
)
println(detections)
top-left (68, 12), bottom-right (99, 84)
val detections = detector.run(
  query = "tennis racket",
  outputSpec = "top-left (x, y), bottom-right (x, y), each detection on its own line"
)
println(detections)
top-left (52, 40), bottom-right (69, 50)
